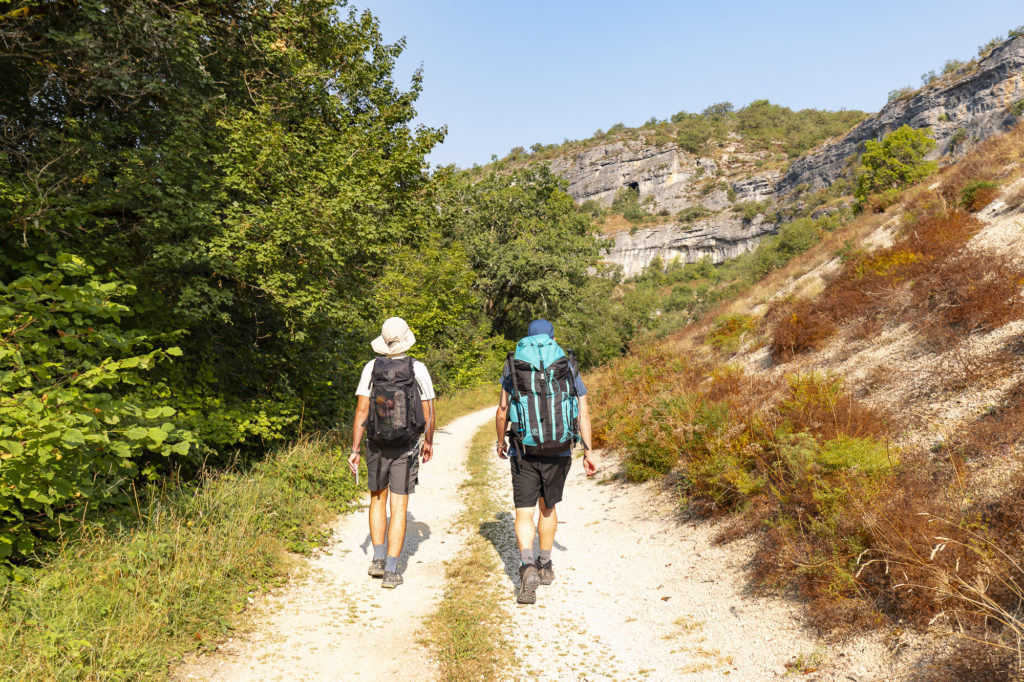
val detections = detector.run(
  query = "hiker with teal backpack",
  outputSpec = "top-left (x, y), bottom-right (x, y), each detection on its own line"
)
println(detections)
top-left (349, 317), bottom-right (436, 589)
top-left (495, 319), bottom-right (596, 605)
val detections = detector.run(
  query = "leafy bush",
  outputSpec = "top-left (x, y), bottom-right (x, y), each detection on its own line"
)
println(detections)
top-left (676, 205), bottom-right (712, 223)
top-left (948, 127), bottom-right (969, 150)
top-left (0, 255), bottom-right (193, 571)
top-left (854, 125), bottom-right (937, 203)
top-left (943, 58), bottom-right (968, 74)
top-left (706, 314), bottom-right (757, 353)
top-left (960, 180), bottom-right (1000, 211)
top-left (978, 36), bottom-right (1003, 58)
top-left (733, 200), bottom-right (770, 221)
top-left (611, 186), bottom-right (648, 222)
top-left (887, 86), bottom-right (915, 103)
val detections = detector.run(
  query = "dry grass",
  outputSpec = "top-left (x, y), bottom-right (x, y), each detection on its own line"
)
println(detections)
top-left (769, 206), bottom-right (1024, 362)
top-left (587, 121), bottom-right (1024, 674)
top-left (422, 426), bottom-right (514, 681)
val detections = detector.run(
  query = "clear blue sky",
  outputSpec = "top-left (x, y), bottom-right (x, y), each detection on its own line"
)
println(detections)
top-left (354, 1), bottom-right (1022, 169)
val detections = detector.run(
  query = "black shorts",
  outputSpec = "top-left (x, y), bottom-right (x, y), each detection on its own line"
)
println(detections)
top-left (366, 440), bottom-right (420, 495)
top-left (510, 455), bottom-right (572, 508)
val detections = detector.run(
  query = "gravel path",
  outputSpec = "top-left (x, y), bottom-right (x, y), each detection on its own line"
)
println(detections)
top-left (484, 458), bottom-right (901, 681)
top-left (174, 406), bottom-right (905, 681)
top-left (173, 407), bottom-right (495, 681)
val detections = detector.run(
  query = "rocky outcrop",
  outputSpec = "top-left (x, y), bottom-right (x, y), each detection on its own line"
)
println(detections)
top-left (780, 36), bottom-right (1024, 193)
top-left (548, 141), bottom-right (777, 215)
top-left (551, 36), bottom-right (1024, 277)
top-left (605, 215), bottom-right (774, 278)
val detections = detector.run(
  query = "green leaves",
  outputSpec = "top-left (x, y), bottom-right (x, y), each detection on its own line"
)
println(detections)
top-left (0, 258), bottom-right (195, 566)
top-left (855, 125), bottom-right (938, 202)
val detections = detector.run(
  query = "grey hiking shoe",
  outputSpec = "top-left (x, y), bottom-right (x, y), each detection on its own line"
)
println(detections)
top-left (381, 570), bottom-right (403, 589)
top-left (536, 558), bottom-right (554, 585)
top-left (517, 562), bottom-right (539, 604)
top-left (367, 558), bottom-right (386, 578)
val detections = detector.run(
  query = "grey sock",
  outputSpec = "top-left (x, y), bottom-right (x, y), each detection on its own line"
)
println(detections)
top-left (385, 556), bottom-right (399, 573)
top-left (373, 544), bottom-right (386, 561)
top-left (539, 549), bottom-right (551, 563)
top-left (520, 548), bottom-right (534, 565)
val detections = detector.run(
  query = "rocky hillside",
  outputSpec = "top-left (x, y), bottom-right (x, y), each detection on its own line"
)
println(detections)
top-left (783, 35), bottom-right (1024, 191)
top-left (540, 35), bottom-right (1024, 278)
top-left (588, 121), bottom-right (1024, 679)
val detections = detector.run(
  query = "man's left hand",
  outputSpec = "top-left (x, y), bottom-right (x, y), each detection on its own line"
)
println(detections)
top-left (421, 441), bottom-right (434, 463)
top-left (582, 451), bottom-right (596, 477)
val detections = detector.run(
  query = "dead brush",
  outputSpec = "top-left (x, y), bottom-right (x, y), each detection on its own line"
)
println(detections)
top-left (937, 123), bottom-right (1024, 207)
top-left (770, 203), bottom-right (1024, 363)
top-left (850, 453), bottom-right (1024, 675)
top-left (860, 510), bottom-right (1024, 665)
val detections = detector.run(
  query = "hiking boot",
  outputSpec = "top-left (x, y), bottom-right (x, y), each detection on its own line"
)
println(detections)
top-left (381, 570), bottom-right (403, 589)
top-left (517, 562), bottom-right (539, 604)
top-left (367, 558), bottom-right (386, 578)
top-left (536, 558), bottom-right (554, 585)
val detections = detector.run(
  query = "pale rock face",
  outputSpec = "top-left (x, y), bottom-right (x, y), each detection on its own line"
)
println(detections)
top-left (780, 36), bottom-right (1024, 193)
top-left (606, 215), bottom-right (772, 279)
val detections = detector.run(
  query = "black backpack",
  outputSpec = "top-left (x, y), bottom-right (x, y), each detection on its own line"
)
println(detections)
top-left (364, 357), bottom-right (425, 446)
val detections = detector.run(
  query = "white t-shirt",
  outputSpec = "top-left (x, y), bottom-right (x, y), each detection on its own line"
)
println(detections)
top-left (355, 353), bottom-right (436, 401)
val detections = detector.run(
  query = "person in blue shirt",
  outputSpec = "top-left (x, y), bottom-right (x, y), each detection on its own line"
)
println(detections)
top-left (494, 319), bottom-right (595, 604)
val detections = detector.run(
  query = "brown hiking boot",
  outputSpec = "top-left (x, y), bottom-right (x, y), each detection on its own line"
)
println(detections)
top-left (517, 562), bottom-right (539, 604)
top-left (367, 558), bottom-right (386, 578)
top-left (535, 558), bottom-right (554, 585)
top-left (381, 570), bottom-right (403, 589)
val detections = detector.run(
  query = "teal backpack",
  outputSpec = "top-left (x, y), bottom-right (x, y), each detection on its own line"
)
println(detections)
top-left (505, 334), bottom-right (583, 456)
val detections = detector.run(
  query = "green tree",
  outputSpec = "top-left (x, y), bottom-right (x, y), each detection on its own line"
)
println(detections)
top-left (432, 165), bottom-right (650, 364)
top-left (1, 1), bottom-right (442, 451)
top-left (854, 125), bottom-right (938, 202)
top-left (371, 242), bottom-right (507, 392)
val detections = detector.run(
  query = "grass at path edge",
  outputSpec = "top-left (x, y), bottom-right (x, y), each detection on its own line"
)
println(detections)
top-left (0, 386), bottom-right (496, 680)
top-left (423, 424), bottom-right (515, 681)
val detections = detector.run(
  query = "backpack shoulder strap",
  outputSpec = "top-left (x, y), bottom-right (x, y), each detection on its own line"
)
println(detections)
top-left (566, 350), bottom-right (581, 397)
top-left (505, 351), bottom-right (519, 399)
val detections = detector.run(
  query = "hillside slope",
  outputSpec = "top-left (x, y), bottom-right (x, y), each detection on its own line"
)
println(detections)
top-left (588, 123), bottom-right (1024, 678)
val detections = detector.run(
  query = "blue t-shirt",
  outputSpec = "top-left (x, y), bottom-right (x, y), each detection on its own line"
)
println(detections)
top-left (501, 366), bottom-right (586, 457)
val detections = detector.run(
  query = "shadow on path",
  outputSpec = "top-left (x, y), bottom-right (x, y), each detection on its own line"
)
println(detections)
top-left (480, 510), bottom-right (566, 588)
top-left (358, 512), bottom-right (431, 573)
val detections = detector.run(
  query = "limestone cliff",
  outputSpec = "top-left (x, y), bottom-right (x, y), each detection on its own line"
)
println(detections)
top-left (546, 35), bottom-right (1024, 277)
top-left (608, 215), bottom-right (771, 279)
top-left (781, 36), bottom-right (1024, 192)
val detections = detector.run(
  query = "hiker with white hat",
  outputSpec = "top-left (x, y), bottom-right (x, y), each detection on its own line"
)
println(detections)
top-left (349, 317), bottom-right (436, 588)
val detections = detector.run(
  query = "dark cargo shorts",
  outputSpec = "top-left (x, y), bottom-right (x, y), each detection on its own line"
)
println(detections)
top-left (366, 440), bottom-right (420, 495)
top-left (510, 455), bottom-right (572, 508)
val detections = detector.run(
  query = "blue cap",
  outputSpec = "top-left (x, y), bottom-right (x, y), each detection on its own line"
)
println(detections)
top-left (527, 319), bottom-right (555, 339)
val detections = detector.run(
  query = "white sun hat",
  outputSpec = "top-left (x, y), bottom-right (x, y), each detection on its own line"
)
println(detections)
top-left (371, 317), bottom-right (416, 356)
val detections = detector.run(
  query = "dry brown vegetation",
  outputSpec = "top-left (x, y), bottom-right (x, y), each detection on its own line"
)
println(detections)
top-left (589, 123), bottom-right (1024, 677)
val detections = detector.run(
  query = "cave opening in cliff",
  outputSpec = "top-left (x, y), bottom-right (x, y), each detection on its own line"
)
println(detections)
top-left (625, 181), bottom-right (639, 193)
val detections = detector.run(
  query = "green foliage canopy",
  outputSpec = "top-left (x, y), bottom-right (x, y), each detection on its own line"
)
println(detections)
top-left (1, 0), bottom-right (443, 452)
top-left (855, 125), bottom-right (938, 202)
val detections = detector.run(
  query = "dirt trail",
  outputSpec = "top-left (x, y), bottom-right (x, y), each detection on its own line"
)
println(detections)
top-left (174, 407), bottom-right (495, 681)
top-left (483, 459), bottom-right (904, 681)
top-left (175, 407), bottom-right (906, 681)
